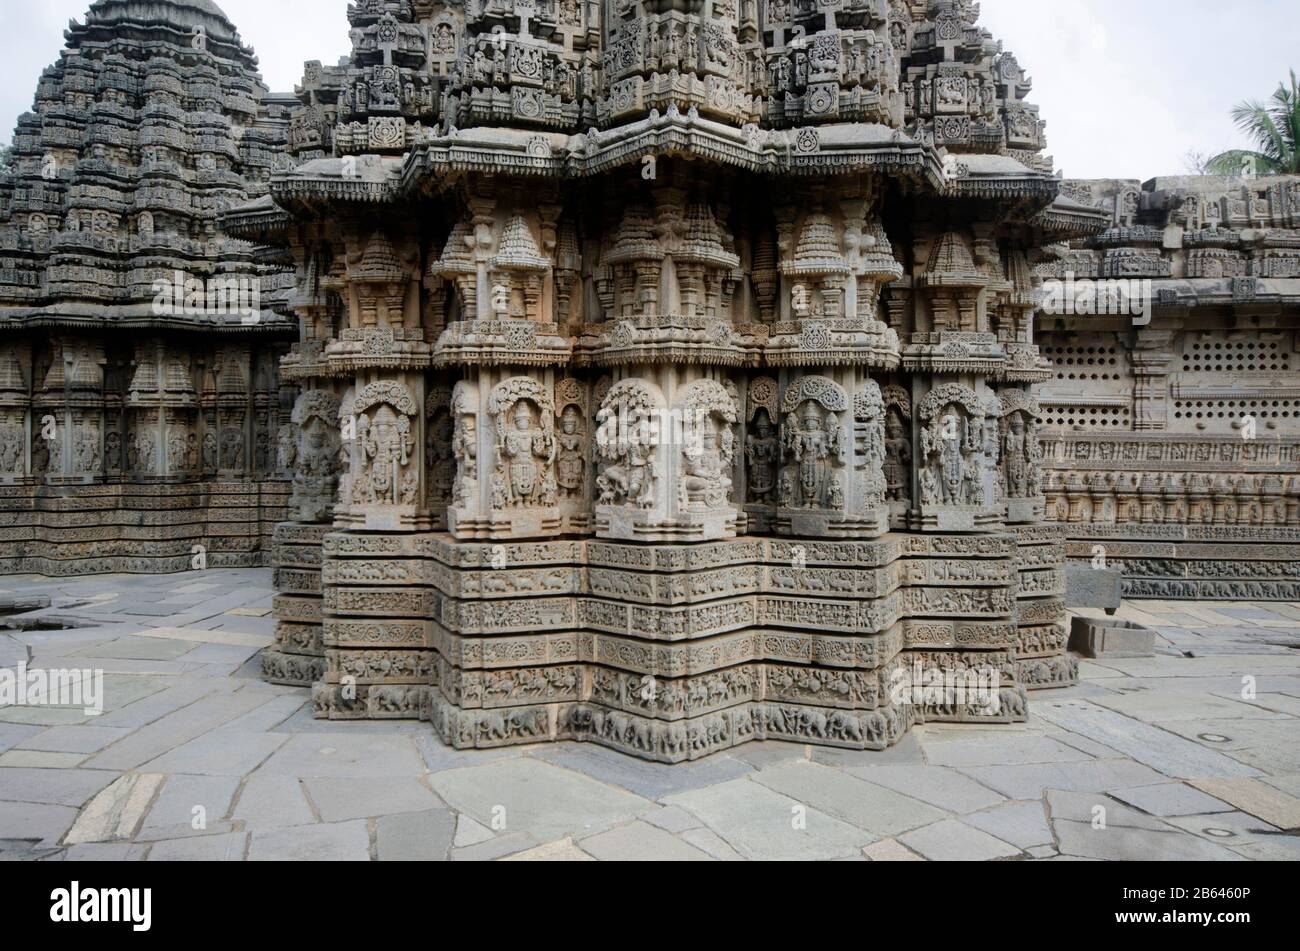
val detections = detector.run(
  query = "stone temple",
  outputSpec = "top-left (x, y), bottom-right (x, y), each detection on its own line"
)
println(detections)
top-left (1, 0), bottom-right (1297, 761)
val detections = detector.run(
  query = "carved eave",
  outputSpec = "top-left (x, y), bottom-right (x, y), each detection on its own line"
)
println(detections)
top-left (1030, 194), bottom-right (1110, 241)
top-left (943, 154), bottom-right (1061, 208)
top-left (221, 194), bottom-right (292, 244)
top-left (765, 322), bottom-right (902, 370)
top-left (432, 320), bottom-right (573, 369)
top-left (402, 116), bottom-right (945, 190)
top-left (270, 156), bottom-right (403, 213)
top-left (1089, 225), bottom-right (1166, 249)
top-left (574, 319), bottom-right (762, 369)
top-left (0, 303), bottom-right (296, 335)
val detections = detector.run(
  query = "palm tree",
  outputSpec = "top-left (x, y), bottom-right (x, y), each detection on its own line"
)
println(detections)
top-left (1206, 70), bottom-right (1300, 176)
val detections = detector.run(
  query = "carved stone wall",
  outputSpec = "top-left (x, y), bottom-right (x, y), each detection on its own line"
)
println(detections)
top-left (1038, 176), bottom-right (1300, 600)
top-left (0, 0), bottom-right (297, 573)
top-left (244, 0), bottom-right (1098, 760)
top-left (14, 2), bottom-right (1292, 758)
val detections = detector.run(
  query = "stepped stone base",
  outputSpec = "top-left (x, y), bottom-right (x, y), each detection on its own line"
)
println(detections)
top-left (0, 481), bottom-right (289, 575)
top-left (295, 529), bottom-right (1072, 762)
top-left (1061, 527), bottom-right (1300, 601)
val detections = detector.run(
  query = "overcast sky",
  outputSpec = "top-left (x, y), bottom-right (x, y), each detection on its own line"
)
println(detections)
top-left (1, 0), bottom-right (1296, 180)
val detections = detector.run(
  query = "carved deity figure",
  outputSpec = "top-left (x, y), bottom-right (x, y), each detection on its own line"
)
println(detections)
top-left (497, 400), bottom-right (556, 508)
top-left (0, 421), bottom-right (25, 474)
top-left (427, 412), bottom-right (456, 505)
top-left (452, 413), bottom-right (478, 505)
top-left (680, 414), bottom-right (734, 510)
top-left (783, 402), bottom-right (846, 509)
top-left (596, 384), bottom-right (659, 509)
top-left (555, 406), bottom-right (586, 500)
top-left (1004, 414), bottom-right (1030, 498)
top-left (883, 411), bottom-right (911, 502)
top-left (359, 405), bottom-right (414, 505)
top-left (745, 410), bottom-right (778, 503)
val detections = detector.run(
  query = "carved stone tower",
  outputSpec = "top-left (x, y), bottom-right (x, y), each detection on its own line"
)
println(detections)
top-left (242, 0), bottom-right (1107, 760)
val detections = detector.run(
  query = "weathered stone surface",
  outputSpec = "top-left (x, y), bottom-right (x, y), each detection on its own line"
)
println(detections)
top-left (1070, 617), bottom-right (1155, 658)
top-left (375, 809), bottom-right (455, 862)
top-left (1189, 778), bottom-right (1300, 830)
top-left (247, 821), bottom-right (370, 862)
top-left (1066, 566), bottom-right (1123, 615)
top-left (0, 0), bottom-right (1295, 776)
top-left (900, 818), bottom-right (1021, 861)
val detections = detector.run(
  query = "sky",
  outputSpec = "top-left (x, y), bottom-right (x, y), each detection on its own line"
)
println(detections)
top-left (1, 0), bottom-right (1297, 180)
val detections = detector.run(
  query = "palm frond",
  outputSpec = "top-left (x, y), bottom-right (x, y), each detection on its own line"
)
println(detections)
top-left (1204, 149), bottom-right (1282, 177)
top-left (1231, 100), bottom-right (1288, 164)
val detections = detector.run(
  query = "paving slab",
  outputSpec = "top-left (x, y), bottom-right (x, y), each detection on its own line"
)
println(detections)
top-left (499, 837), bottom-right (595, 861)
top-left (527, 743), bottom-right (752, 800)
top-left (50, 842), bottom-right (148, 861)
top-left (375, 808), bottom-right (455, 861)
top-left (922, 734), bottom-right (1094, 768)
top-left (15, 725), bottom-right (134, 754)
top-left (255, 734), bottom-right (427, 778)
top-left (678, 826), bottom-right (745, 861)
top-left (579, 821), bottom-right (712, 861)
top-left (750, 760), bottom-right (946, 837)
top-left (0, 722), bottom-right (44, 754)
top-left (448, 831), bottom-right (539, 861)
top-left (0, 766), bottom-right (119, 807)
top-left (959, 760), bottom-right (1166, 800)
top-left (0, 750), bottom-right (86, 768)
top-left (147, 831), bottom-right (247, 861)
top-left (639, 804), bottom-right (703, 834)
top-left (1259, 773), bottom-right (1300, 797)
top-left (0, 801), bottom-right (77, 846)
top-left (1224, 743), bottom-right (1300, 775)
top-left (1161, 810), bottom-right (1283, 846)
top-left (65, 773), bottom-right (165, 844)
top-left (862, 838), bottom-right (924, 861)
top-left (247, 821), bottom-right (370, 861)
top-left (1044, 789), bottom-right (1172, 831)
top-left (1091, 691), bottom-right (1284, 721)
top-left (428, 758), bottom-right (652, 843)
top-left (303, 777), bottom-right (444, 823)
top-left (69, 637), bottom-right (197, 662)
top-left (899, 819), bottom-right (1021, 861)
top-left (231, 774), bottom-right (316, 829)
top-left (140, 775), bottom-right (241, 835)
top-left (665, 777), bottom-right (873, 860)
top-left (1053, 819), bottom-right (1244, 861)
top-left (1031, 699), bottom-right (1263, 780)
top-left (963, 801), bottom-right (1054, 849)
top-left (1110, 783), bottom-right (1234, 817)
top-left (453, 815), bottom-right (495, 847)
top-left (140, 730), bottom-right (286, 777)
top-left (843, 764), bottom-right (1005, 813)
top-left (1189, 778), bottom-right (1300, 830)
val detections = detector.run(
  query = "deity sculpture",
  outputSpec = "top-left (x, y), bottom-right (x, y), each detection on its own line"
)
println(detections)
top-left (884, 411), bottom-right (911, 502)
top-left (783, 402), bottom-right (846, 509)
top-left (555, 405), bottom-right (586, 500)
top-left (358, 406), bottom-right (414, 505)
top-left (745, 410), bottom-right (779, 503)
top-left (496, 400), bottom-right (556, 509)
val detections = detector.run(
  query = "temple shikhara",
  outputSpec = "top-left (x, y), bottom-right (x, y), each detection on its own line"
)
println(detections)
top-left (1, 0), bottom-right (1297, 761)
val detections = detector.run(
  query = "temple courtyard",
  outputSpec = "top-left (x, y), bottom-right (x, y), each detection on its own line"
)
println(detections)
top-left (1, 568), bottom-right (1298, 862)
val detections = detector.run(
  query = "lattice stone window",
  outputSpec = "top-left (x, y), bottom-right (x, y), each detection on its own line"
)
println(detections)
top-left (1041, 343), bottom-right (1127, 382)
top-left (1173, 399), bottom-right (1297, 422)
top-left (1181, 338), bottom-right (1292, 374)
top-left (1041, 404), bottom-right (1131, 429)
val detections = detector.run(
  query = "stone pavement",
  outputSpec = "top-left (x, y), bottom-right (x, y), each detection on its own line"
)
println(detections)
top-left (2, 569), bottom-right (1298, 861)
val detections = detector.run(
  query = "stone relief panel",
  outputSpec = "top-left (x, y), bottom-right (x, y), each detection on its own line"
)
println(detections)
top-left (349, 380), bottom-right (419, 526)
top-left (290, 390), bottom-right (343, 523)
